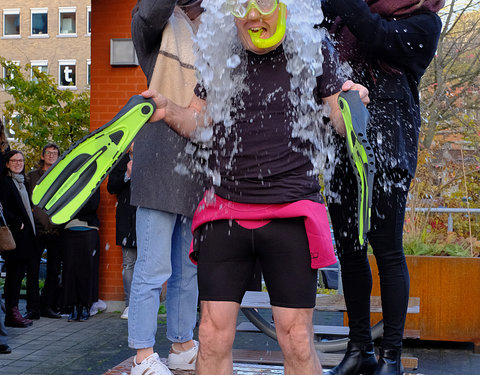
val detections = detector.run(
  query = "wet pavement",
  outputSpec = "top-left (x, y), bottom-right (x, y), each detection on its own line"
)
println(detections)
top-left (1, 303), bottom-right (479, 375)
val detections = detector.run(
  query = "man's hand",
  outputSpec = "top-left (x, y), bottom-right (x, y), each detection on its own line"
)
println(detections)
top-left (341, 80), bottom-right (370, 106)
top-left (141, 89), bottom-right (169, 122)
top-left (126, 160), bottom-right (132, 179)
top-left (323, 80), bottom-right (370, 136)
top-left (140, 89), bottom-right (207, 138)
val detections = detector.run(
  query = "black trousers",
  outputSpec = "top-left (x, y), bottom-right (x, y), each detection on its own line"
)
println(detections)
top-left (4, 250), bottom-right (42, 311)
top-left (327, 149), bottom-right (411, 350)
top-left (38, 233), bottom-right (63, 309)
top-left (61, 229), bottom-right (99, 308)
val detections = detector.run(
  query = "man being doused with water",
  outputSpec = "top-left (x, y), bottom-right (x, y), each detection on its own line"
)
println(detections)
top-left (142, 1), bottom-right (368, 374)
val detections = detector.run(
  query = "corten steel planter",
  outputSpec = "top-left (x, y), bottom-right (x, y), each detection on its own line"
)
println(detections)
top-left (365, 254), bottom-right (480, 352)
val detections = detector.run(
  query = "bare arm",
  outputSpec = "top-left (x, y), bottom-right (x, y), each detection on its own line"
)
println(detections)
top-left (141, 89), bottom-right (208, 138)
top-left (323, 80), bottom-right (369, 136)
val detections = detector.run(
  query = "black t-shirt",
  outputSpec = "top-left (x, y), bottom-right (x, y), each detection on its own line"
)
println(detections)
top-left (195, 43), bottom-right (343, 204)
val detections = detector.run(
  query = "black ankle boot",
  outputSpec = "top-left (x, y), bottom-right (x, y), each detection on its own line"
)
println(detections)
top-left (373, 347), bottom-right (403, 375)
top-left (325, 341), bottom-right (377, 375)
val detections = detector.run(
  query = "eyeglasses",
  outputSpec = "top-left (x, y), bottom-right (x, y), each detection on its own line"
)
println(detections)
top-left (231, 0), bottom-right (278, 19)
top-left (44, 150), bottom-right (59, 156)
top-left (9, 159), bottom-right (24, 164)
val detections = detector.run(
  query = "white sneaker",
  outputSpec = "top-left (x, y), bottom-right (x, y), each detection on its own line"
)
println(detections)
top-left (120, 306), bottom-right (129, 320)
top-left (167, 340), bottom-right (198, 370)
top-left (131, 353), bottom-right (172, 375)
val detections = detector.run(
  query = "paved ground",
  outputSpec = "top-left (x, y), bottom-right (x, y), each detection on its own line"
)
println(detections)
top-left (1, 303), bottom-right (479, 375)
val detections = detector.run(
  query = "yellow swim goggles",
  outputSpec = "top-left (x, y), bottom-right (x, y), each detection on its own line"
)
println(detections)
top-left (231, 0), bottom-right (279, 19)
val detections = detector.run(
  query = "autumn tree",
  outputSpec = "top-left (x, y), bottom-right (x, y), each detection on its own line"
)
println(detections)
top-left (0, 58), bottom-right (89, 170)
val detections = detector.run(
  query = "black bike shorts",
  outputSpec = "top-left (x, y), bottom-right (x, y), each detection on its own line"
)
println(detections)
top-left (196, 217), bottom-right (318, 308)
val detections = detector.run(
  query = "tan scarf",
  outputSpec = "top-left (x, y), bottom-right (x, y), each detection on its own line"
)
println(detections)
top-left (149, 7), bottom-right (198, 107)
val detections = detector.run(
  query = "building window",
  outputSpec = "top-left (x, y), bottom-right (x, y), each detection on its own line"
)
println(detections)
top-left (59, 7), bottom-right (76, 36)
top-left (31, 60), bottom-right (48, 82)
top-left (86, 6), bottom-right (91, 35)
top-left (58, 60), bottom-right (76, 89)
top-left (3, 9), bottom-right (20, 37)
top-left (2, 114), bottom-right (18, 141)
top-left (86, 59), bottom-right (91, 86)
top-left (2, 60), bottom-right (20, 90)
top-left (31, 8), bottom-right (48, 36)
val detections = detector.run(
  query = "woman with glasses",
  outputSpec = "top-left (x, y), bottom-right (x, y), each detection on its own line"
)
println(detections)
top-left (0, 150), bottom-right (40, 328)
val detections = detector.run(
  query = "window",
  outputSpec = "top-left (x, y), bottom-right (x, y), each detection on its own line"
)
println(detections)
top-left (31, 60), bottom-right (48, 82)
top-left (2, 114), bottom-right (18, 141)
top-left (86, 6), bottom-right (91, 35)
top-left (31, 8), bottom-right (48, 36)
top-left (58, 60), bottom-right (76, 89)
top-left (3, 9), bottom-right (20, 37)
top-left (2, 60), bottom-right (20, 90)
top-left (59, 7), bottom-right (76, 36)
top-left (86, 59), bottom-right (91, 86)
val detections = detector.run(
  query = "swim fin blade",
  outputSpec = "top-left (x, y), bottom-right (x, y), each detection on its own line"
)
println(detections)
top-left (32, 95), bottom-right (156, 225)
top-left (338, 90), bottom-right (376, 246)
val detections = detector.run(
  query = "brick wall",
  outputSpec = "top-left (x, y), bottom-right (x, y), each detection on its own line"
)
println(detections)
top-left (91, 0), bottom-right (147, 302)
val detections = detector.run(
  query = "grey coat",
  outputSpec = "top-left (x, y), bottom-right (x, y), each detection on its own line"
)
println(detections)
top-left (130, 0), bottom-right (204, 217)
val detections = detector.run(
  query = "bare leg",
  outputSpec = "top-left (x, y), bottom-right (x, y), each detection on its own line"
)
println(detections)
top-left (272, 306), bottom-right (322, 375)
top-left (196, 301), bottom-right (239, 375)
top-left (135, 347), bottom-right (154, 363)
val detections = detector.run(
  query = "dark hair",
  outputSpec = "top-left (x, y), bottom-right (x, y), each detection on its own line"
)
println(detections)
top-left (42, 143), bottom-right (60, 157)
top-left (132, 0), bottom-right (141, 17)
top-left (4, 149), bottom-right (25, 175)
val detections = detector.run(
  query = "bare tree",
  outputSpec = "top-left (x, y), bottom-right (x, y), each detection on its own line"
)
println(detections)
top-left (420, 0), bottom-right (480, 150)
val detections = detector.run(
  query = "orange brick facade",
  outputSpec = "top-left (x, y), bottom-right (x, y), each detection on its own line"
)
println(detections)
top-left (91, 0), bottom-right (146, 303)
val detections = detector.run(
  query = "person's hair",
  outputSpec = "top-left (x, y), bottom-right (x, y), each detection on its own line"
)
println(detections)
top-left (4, 149), bottom-right (25, 175)
top-left (42, 143), bottom-right (60, 157)
top-left (36, 142), bottom-right (60, 169)
top-left (132, 0), bottom-right (141, 17)
top-left (0, 119), bottom-right (9, 153)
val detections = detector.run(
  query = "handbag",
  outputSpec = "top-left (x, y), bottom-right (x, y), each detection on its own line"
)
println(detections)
top-left (0, 202), bottom-right (16, 251)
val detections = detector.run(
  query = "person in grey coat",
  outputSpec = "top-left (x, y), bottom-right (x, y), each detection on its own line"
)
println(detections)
top-left (128, 1), bottom-right (204, 374)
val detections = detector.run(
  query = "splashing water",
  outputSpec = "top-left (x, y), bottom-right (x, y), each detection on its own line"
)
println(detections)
top-left (191, 0), bottom-right (348, 187)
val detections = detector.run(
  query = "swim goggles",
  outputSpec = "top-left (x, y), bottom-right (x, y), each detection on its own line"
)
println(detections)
top-left (231, 0), bottom-right (279, 19)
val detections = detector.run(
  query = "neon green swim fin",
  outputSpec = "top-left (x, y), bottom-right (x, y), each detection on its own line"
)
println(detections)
top-left (32, 95), bottom-right (155, 224)
top-left (338, 90), bottom-right (376, 246)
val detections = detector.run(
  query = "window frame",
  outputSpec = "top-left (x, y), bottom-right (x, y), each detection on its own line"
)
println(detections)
top-left (58, 59), bottom-right (77, 90)
top-left (2, 8), bottom-right (21, 38)
top-left (86, 6), bottom-right (91, 36)
top-left (2, 114), bottom-right (18, 142)
top-left (2, 60), bottom-right (20, 90)
top-left (30, 8), bottom-right (49, 38)
top-left (86, 59), bottom-right (91, 86)
top-left (58, 7), bottom-right (77, 37)
top-left (30, 60), bottom-right (48, 82)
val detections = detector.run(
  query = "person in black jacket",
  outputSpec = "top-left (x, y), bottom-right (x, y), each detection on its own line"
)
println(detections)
top-left (107, 144), bottom-right (137, 320)
top-left (0, 150), bottom-right (38, 328)
top-left (60, 189), bottom-right (101, 322)
top-left (128, 1), bottom-right (204, 374)
top-left (321, 1), bottom-right (444, 374)
top-left (27, 143), bottom-right (63, 319)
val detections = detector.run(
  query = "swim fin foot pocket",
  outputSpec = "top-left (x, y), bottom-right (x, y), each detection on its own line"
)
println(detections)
top-left (32, 95), bottom-right (156, 224)
top-left (338, 91), bottom-right (376, 246)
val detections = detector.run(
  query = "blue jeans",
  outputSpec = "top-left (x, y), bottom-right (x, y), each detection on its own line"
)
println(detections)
top-left (122, 247), bottom-right (137, 307)
top-left (0, 292), bottom-right (8, 346)
top-left (128, 207), bottom-right (198, 349)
